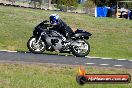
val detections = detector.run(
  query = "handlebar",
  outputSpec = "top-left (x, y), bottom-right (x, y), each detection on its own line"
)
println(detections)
top-left (43, 20), bottom-right (49, 23)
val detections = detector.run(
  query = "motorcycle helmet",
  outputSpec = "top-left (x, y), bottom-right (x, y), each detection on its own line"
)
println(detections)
top-left (49, 14), bottom-right (60, 25)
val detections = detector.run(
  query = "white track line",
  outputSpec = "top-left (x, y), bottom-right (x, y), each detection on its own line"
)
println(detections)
top-left (0, 50), bottom-right (17, 53)
top-left (101, 58), bottom-right (112, 60)
top-left (86, 56), bottom-right (132, 62)
top-left (89, 57), bottom-right (100, 59)
top-left (0, 50), bottom-right (9, 52)
top-left (86, 56), bottom-right (113, 60)
top-left (100, 64), bottom-right (109, 66)
top-left (85, 63), bottom-right (95, 65)
top-left (114, 65), bottom-right (123, 67)
top-left (86, 56), bottom-right (101, 58)
top-left (117, 59), bottom-right (127, 61)
top-left (85, 56), bottom-right (91, 58)
top-left (7, 51), bottom-right (17, 53)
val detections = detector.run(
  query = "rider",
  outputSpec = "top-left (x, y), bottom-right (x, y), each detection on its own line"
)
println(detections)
top-left (49, 14), bottom-right (74, 39)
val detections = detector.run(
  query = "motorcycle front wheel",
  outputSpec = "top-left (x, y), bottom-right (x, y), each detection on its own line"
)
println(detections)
top-left (27, 36), bottom-right (46, 54)
top-left (71, 39), bottom-right (90, 57)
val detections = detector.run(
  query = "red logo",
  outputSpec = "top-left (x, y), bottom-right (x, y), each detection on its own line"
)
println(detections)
top-left (76, 66), bottom-right (131, 85)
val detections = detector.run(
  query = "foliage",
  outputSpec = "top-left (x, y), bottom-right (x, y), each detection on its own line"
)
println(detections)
top-left (51, 0), bottom-right (57, 4)
top-left (95, 0), bottom-right (132, 9)
top-left (57, 0), bottom-right (77, 7)
top-left (95, 0), bottom-right (110, 6)
top-left (84, 0), bottom-right (95, 8)
top-left (119, 1), bottom-right (132, 9)
top-left (29, 0), bottom-right (42, 8)
top-left (56, 0), bottom-right (78, 11)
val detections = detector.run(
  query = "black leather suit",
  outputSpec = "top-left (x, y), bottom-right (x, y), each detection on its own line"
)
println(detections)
top-left (51, 19), bottom-right (74, 39)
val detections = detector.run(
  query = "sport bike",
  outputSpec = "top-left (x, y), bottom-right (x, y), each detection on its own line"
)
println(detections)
top-left (27, 20), bottom-right (92, 57)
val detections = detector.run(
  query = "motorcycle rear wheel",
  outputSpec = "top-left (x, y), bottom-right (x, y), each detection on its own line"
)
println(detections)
top-left (71, 40), bottom-right (90, 57)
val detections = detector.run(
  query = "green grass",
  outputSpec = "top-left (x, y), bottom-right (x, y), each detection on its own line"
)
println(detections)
top-left (0, 63), bottom-right (132, 88)
top-left (0, 6), bottom-right (132, 59)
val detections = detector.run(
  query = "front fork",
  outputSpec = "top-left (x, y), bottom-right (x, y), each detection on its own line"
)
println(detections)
top-left (35, 32), bottom-right (45, 44)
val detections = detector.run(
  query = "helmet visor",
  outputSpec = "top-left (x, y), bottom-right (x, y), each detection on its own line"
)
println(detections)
top-left (50, 16), bottom-right (57, 24)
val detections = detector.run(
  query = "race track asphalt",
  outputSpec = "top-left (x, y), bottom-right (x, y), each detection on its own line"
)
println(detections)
top-left (0, 51), bottom-right (132, 69)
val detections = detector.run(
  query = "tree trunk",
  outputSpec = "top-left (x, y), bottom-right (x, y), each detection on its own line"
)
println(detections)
top-left (48, 0), bottom-right (51, 10)
top-left (66, 6), bottom-right (68, 12)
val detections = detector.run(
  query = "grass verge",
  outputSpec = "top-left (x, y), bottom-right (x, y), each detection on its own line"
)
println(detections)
top-left (0, 63), bottom-right (132, 88)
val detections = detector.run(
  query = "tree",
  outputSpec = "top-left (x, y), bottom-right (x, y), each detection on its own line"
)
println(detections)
top-left (88, 0), bottom-right (132, 10)
top-left (83, 0), bottom-right (95, 15)
top-left (95, 0), bottom-right (125, 7)
top-left (95, 0), bottom-right (108, 6)
top-left (48, 0), bottom-right (52, 9)
top-left (29, 0), bottom-right (42, 8)
top-left (84, 0), bottom-right (95, 8)
top-left (56, 0), bottom-right (78, 11)
top-left (51, 0), bottom-right (57, 4)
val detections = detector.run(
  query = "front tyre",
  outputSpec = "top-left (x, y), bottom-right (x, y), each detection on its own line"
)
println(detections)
top-left (71, 40), bottom-right (90, 57)
top-left (27, 36), bottom-right (46, 54)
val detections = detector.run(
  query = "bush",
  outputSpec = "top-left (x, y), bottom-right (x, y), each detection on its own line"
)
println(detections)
top-left (84, 0), bottom-right (95, 8)
top-left (56, 5), bottom-right (77, 12)
top-left (69, 6), bottom-right (77, 11)
top-left (56, 0), bottom-right (78, 12)
top-left (57, 5), bottom-right (67, 12)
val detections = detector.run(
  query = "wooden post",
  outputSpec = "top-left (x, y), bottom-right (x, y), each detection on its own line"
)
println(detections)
top-left (116, 0), bottom-right (119, 18)
top-left (48, 0), bottom-right (51, 10)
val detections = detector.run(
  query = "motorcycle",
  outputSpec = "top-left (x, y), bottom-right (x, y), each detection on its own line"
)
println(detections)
top-left (27, 20), bottom-right (92, 57)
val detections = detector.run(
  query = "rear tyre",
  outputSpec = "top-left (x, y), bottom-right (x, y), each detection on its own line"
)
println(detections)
top-left (27, 36), bottom-right (46, 54)
top-left (71, 40), bottom-right (90, 57)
